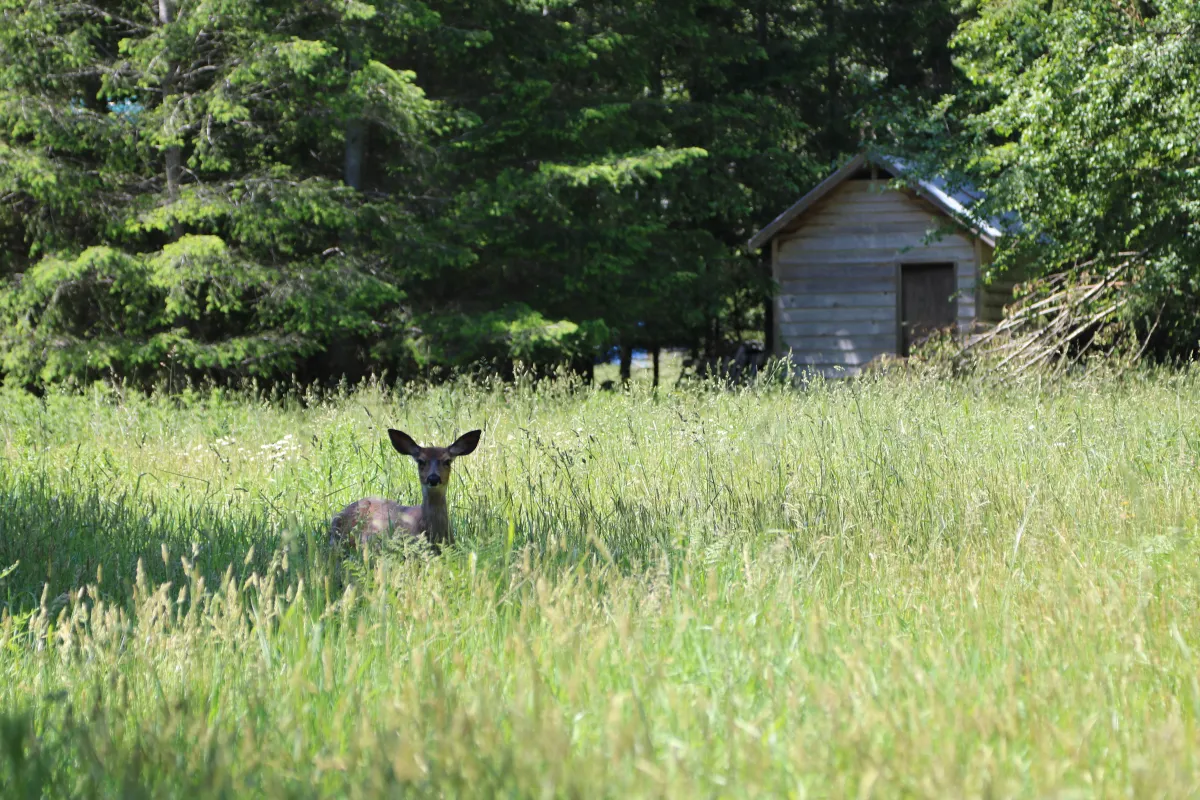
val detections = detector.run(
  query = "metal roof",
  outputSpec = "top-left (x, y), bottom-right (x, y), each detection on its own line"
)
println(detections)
top-left (747, 151), bottom-right (1009, 251)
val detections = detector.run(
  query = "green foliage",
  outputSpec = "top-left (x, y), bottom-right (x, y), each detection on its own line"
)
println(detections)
top-left (1, 0), bottom-right (973, 390)
top-left (3, 375), bottom-right (1200, 793)
top-left (0, 0), bottom-right (440, 388)
top-left (406, 0), bottom-right (963, 362)
top-left (932, 0), bottom-right (1200, 357)
top-left (417, 304), bottom-right (607, 370)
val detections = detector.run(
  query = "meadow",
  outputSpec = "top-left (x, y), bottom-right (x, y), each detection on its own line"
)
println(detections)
top-left (2, 370), bottom-right (1199, 798)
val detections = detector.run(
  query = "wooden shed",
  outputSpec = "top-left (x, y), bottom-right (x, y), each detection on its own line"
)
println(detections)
top-left (748, 152), bottom-right (1014, 376)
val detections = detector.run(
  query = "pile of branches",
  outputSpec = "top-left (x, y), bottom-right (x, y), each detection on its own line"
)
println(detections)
top-left (959, 250), bottom-right (1160, 378)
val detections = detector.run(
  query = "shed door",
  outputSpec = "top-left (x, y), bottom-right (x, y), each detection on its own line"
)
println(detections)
top-left (900, 263), bottom-right (956, 356)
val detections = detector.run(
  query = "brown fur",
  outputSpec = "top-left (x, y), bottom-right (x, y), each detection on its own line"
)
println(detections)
top-left (329, 429), bottom-right (481, 549)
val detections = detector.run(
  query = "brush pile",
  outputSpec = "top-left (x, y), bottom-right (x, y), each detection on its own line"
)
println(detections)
top-left (959, 250), bottom-right (1159, 378)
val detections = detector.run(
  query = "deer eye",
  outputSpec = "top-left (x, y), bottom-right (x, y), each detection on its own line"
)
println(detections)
top-left (416, 458), bottom-right (427, 467)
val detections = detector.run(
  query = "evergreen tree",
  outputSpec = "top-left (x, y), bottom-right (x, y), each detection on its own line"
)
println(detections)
top-left (1, 0), bottom-right (971, 389)
top-left (0, 0), bottom-right (441, 388)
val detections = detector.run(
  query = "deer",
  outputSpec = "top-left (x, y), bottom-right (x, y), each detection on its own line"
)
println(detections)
top-left (330, 429), bottom-right (482, 550)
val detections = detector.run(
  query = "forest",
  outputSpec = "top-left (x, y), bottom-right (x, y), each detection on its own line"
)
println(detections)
top-left (1, 0), bottom-right (1198, 390)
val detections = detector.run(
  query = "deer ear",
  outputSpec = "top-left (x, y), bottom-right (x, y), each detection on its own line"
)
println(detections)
top-left (448, 429), bottom-right (482, 457)
top-left (388, 429), bottom-right (422, 457)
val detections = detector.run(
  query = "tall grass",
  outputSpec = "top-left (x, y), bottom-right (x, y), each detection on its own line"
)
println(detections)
top-left (2, 372), bottom-right (1199, 797)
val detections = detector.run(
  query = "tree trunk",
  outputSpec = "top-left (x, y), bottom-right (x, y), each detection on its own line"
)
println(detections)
top-left (652, 346), bottom-right (661, 388)
top-left (158, 0), bottom-right (182, 239)
top-left (822, 0), bottom-right (842, 157)
top-left (568, 354), bottom-right (594, 385)
top-left (344, 119), bottom-right (365, 190)
top-left (341, 47), bottom-right (365, 250)
top-left (757, 2), bottom-right (775, 358)
top-left (343, 40), bottom-right (366, 191)
top-left (763, 256), bottom-right (775, 355)
top-left (619, 345), bottom-right (632, 383)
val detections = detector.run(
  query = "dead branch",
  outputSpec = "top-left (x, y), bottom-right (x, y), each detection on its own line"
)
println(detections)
top-left (957, 250), bottom-right (1149, 379)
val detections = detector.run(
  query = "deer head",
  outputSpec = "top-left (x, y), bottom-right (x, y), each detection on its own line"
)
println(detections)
top-left (388, 429), bottom-right (482, 491)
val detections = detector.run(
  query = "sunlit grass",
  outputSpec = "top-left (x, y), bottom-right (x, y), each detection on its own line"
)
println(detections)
top-left (2, 371), bottom-right (1199, 797)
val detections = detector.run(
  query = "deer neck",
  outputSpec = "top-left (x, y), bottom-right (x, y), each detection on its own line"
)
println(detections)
top-left (421, 486), bottom-right (452, 545)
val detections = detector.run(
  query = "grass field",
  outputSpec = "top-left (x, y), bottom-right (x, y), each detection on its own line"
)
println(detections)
top-left (2, 371), bottom-right (1200, 797)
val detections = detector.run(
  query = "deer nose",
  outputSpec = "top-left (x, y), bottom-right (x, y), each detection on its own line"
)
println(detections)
top-left (426, 474), bottom-right (441, 486)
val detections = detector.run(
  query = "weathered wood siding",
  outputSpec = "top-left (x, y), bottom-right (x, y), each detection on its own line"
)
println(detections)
top-left (975, 242), bottom-right (1021, 323)
top-left (772, 179), bottom-right (983, 377)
